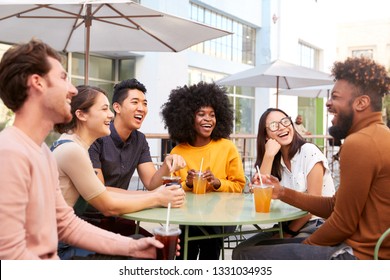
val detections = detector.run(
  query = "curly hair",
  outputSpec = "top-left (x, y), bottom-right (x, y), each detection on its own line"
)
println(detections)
top-left (0, 38), bottom-right (62, 112)
top-left (54, 85), bottom-right (108, 134)
top-left (161, 82), bottom-right (234, 144)
top-left (255, 108), bottom-right (306, 180)
top-left (332, 57), bottom-right (390, 111)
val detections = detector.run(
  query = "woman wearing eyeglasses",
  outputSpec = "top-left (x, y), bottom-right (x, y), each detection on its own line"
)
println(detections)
top-left (232, 108), bottom-right (335, 259)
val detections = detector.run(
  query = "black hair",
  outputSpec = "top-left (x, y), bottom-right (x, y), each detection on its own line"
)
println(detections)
top-left (255, 108), bottom-right (306, 180)
top-left (112, 78), bottom-right (147, 105)
top-left (161, 81), bottom-right (234, 144)
top-left (332, 57), bottom-right (390, 111)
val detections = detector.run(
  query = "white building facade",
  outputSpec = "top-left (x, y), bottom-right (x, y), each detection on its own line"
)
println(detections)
top-left (0, 0), bottom-right (337, 159)
top-left (134, 0), bottom-right (336, 158)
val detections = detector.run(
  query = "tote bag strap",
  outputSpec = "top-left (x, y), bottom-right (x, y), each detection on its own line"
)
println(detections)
top-left (50, 139), bottom-right (88, 216)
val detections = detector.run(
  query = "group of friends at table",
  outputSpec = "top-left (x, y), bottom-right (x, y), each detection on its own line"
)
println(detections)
top-left (0, 38), bottom-right (389, 260)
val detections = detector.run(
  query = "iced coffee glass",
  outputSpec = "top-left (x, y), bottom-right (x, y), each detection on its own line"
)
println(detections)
top-left (153, 226), bottom-right (181, 260)
top-left (162, 176), bottom-right (181, 186)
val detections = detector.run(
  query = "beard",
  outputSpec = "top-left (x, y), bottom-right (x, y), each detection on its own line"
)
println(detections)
top-left (328, 109), bottom-right (354, 140)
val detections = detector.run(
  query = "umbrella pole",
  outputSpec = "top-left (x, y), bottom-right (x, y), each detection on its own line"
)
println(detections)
top-left (276, 76), bottom-right (279, 108)
top-left (84, 4), bottom-right (92, 85)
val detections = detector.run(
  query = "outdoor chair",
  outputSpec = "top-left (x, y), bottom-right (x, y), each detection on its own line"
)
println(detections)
top-left (374, 227), bottom-right (390, 260)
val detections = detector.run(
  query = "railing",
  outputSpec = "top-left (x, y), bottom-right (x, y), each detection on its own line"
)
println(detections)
top-left (144, 133), bottom-right (340, 190)
top-left (145, 133), bottom-right (337, 177)
top-left (145, 133), bottom-right (256, 160)
top-left (145, 133), bottom-right (257, 175)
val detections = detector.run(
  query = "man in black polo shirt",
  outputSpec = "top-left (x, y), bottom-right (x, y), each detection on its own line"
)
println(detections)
top-left (88, 78), bottom-right (186, 236)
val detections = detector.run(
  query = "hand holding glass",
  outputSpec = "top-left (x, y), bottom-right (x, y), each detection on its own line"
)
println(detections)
top-left (153, 226), bottom-right (181, 260)
top-left (253, 183), bottom-right (273, 213)
top-left (162, 176), bottom-right (181, 186)
top-left (193, 171), bottom-right (207, 194)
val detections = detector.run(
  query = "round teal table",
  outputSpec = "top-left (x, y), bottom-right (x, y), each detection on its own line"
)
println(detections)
top-left (122, 192), bottom-right (307, 259)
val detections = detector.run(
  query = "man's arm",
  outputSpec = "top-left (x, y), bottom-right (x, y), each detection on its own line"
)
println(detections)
top-left (0, 149), bottom-right (41, 259)
top-left (304, 133), bottom-right (376, 246)
top-left (272, 182), bottom-right (335, 218)
top-left (137, 154), bottom-right (187, 191)
top-left (137, 162), bottom-right (159, 190)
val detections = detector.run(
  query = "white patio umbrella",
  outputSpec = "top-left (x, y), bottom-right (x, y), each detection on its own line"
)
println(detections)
top-left (216, 59), bottom-right (333, 108)
top-left (278, 84), bottom-right (334, 99)
top-left (0, 0), bottom-right (231, 84)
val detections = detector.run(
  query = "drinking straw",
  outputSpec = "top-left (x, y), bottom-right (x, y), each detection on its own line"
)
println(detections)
top-left (199, 157), bottom-right (204, 172)
top-left (165, 202), bottom-right (171, 232)
top-left (256, 165), bottom-right (263, 185)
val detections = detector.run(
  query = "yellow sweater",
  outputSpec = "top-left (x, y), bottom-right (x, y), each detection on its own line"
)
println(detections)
top-left (171, 138), bottom-right (245, 193)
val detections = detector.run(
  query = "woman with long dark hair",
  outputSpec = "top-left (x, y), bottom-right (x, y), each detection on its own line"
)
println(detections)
top-left (233, 108), bottom-right (334, 258)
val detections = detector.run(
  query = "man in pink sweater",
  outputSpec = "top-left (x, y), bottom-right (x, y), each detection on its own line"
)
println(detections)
top-left (233, 57), bottom-right (390, 260)
top-left (0, 39), bottom-right (165, 259)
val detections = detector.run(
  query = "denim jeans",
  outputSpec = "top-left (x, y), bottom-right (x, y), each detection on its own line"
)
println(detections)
top-left (232, 237), bottom-right (357, 260)
top-left (232, 219), bottom-right (323, 259)
top-left (232, 219), bottom-right (357, 260)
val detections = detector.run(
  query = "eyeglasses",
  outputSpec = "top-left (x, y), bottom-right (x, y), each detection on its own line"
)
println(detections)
top-left (266, 117), bottom-right (292, 132)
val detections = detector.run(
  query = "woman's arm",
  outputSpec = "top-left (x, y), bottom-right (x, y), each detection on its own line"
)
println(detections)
top-left (260, 139), bottom-right (281, 174)
top-left (88, 185), bottom-right (185, 216)
top-left (57, 144), bottom-right (185, 216)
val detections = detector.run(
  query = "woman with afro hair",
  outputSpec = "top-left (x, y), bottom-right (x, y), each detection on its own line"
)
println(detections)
top-left (161, 81), bottom-right (245, 260)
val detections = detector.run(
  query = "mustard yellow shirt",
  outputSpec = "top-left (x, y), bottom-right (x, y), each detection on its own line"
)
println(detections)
top-left (171, 138), bottom-right (245, 193)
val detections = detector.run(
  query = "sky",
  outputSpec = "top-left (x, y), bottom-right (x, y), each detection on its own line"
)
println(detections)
top-left (329, 0), bottom-right (390, 23)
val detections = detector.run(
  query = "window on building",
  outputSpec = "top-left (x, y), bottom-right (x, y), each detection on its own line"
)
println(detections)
top-left (119, 58), bottom-right (136, 81)
top-left (298, 41), bottom-right (320, 69)
top-left (352, 49), bottom-right (373, 59)
top-left (0, 44), bottom-right (137, 145)
top-left (189, 3), bottom-right (256, 65)
top-left (70, 53), bottom-right (136, 103)
top-left (297, 41), bottom-right (324, 146)
top-left (71, 53), bottom-right (115, 100)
